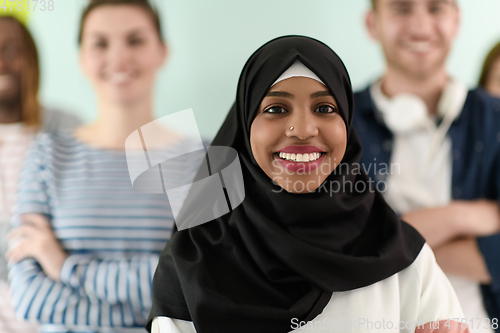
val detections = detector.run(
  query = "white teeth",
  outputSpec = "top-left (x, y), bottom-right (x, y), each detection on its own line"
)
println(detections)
top-left (277, 152), bottom-right (323, 162)
top-left (0, 74), bottom-right (14, 91)
top-left (406, 41), bottom-right (431, 53)
top-left (106, 72), bottom-right (132, 84)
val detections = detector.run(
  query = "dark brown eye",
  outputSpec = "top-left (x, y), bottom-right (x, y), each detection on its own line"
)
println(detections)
top-left (314, 105), bottom-right (336, 113)
top-left (93, 41), bottom-right (107, 49)
top-left (264, 106), bottom-right (288, 114)
top-left (129, 38), bottom-right (144, 46)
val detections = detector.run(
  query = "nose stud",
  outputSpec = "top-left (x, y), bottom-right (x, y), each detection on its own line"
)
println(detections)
top-left (290, 126), bottom-right (294, 130)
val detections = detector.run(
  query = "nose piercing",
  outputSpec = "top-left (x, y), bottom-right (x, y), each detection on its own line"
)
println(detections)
top-left (290, 126), bottom-right (294, 130)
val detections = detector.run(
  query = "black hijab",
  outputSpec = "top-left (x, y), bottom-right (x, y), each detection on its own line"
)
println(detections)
top-left (147, 36), bottom-right (424, 333)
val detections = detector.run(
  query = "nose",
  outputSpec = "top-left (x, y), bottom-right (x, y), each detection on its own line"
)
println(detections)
top-left (285, 107), bottom-right (319, 140)
top-left (106, 42), bottom-right (131, 70)
top-left (407, 6), bottom-right (435, 36)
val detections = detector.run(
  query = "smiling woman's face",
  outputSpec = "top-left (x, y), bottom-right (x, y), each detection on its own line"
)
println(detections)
top-left (79, 5), bottom-right (166, 105)
top-left (250, 77), bottom-right (347, 193)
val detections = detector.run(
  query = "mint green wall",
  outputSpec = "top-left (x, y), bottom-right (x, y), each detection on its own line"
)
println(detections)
top-left (28, 0), bottom-right (500, 139)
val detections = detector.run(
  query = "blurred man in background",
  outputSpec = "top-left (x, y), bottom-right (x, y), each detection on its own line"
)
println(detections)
top-left (353, 1), bottom-right (500, 332)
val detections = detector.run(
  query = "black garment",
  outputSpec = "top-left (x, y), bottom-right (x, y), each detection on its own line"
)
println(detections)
top-left (147, 36), bottom-right (425, 333)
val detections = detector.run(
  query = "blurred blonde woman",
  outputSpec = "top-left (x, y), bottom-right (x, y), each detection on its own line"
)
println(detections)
top-left (7, 1), bottom-right (204, 332)
top-left (478, 41), bottom-right (500, 98)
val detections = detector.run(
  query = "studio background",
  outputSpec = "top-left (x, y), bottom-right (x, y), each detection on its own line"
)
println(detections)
top-left (28, 0), bottom-right (500, 138)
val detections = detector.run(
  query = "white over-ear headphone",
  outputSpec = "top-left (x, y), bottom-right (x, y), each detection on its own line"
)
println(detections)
top-left (373, 78), bottom-right (468, 169)
top-left (380, 78), bottom-right (467, 134)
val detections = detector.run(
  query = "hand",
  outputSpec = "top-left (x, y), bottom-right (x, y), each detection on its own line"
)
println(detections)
top-left (434, 237), bottom-right (492, 284)
top-left (6, 214), bottom-right (67, 281)
top-left (453, 200), bottom-right (500, 237)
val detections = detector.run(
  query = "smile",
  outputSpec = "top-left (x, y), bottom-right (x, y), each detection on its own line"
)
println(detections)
top-left (274, 152), bottom-right (326, 173)
top-left (403, 41), bottom-right (433, 53)
top-left (276, 152), bottom-right (323, 162)
top-left (104, 71), bottom-right (135, 84)
top-left (0, 74), bottom-right (14, 91)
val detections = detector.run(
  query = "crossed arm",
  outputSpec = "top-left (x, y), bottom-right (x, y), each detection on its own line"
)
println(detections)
top-left (402, 199), bottom-right (500, 284)
top-left (6, 215), bottom-right (159, 326)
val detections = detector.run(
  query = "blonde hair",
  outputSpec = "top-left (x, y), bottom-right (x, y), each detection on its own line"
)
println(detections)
top-left (478, 42), bottom-right (500, 88)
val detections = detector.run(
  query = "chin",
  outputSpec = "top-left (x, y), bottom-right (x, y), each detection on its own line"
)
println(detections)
top-left (275, 177), bottom-right (323, 194)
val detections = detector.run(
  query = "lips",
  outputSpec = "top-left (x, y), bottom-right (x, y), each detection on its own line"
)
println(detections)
top-left (403, 40), bottom-right (434, 53)
top-left (273, 146), bottom-right (326, 172)
top-left (103, 71), bottom-right (135, 85)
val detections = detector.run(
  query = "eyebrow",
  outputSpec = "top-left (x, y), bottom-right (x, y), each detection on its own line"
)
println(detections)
top-left (85, 28), bottom-right (150, 39)
top-left (310, 91), bottom-right (332, 98)
top-left (388, 0), bottom-right (451, 6)
top-left (265, 90), bottom-right (332, 99)
top-left (387, 0), bottom-right (412, 8)
top-left (266, 91), bottom-right (293, 98)
top-left (388, 0), bottom-right (412, 5)
top-left (428, 0), bottom-right (452, 4)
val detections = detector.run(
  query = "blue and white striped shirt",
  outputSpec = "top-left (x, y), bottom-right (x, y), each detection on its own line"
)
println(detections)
top-left (8, 130), bottom-right (205, 333)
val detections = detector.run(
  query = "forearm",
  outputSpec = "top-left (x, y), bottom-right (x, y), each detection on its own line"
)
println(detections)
top-left (433, 238), bottom-right (491, 284)
top-left (61, 254), bottom-right (159, 317)
top-left (9, 258), bottom-right (75, 324)
top-left (402, 204), bottom-right (465, 248)
top-left (402, 200), bottom-right (500, 249)
top-left (9, 258), bottom-right (144, 327)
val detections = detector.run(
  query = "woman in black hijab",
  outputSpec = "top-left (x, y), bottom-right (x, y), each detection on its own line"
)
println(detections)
top-left (147, 36), bottom-right (468, 333)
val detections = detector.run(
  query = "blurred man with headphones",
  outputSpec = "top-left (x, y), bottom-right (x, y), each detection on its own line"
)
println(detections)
top-left (353, 1), bottom-right (500, 331)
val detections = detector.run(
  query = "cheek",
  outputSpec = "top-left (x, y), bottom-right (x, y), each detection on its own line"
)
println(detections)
top-left (137, 47), bottom-right (164, 72)
top-left (378, 17), bottom-right (400, 44)
top-left (11, 57), bottom-right (25, 73)
top-left (326, 119), bottom-right (348, 160)
top-left (250, 117), bottom-right (280, 165)
top-left (80, 52), bottom-right (103, 80)
top-left (438, 22), bottom-right (458, 44)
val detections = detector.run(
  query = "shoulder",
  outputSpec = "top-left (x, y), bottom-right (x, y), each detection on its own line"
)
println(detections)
top-left (462, 88), bottom-right (500, 121)
top-left (30, 130), bottom-right (83, 162)
top-left (352, 84), bottom-right (380, 134)
top-left (457, 89), bottom-right (500, 152)
top-left (353, 85), bottom-right (374, 115)
top-left (41, 108), bottom-right (82, 134)
top-left (398, 243), bottom-right (435, 281)
top-left (388, 243), bottom-right (446, 297)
